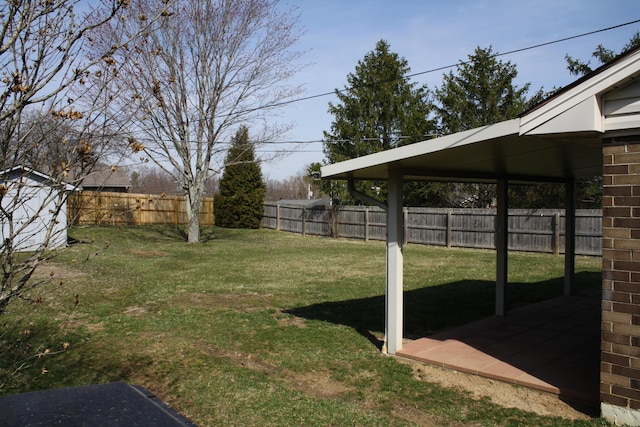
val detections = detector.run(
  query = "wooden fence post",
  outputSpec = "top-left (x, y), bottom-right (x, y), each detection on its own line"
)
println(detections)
top-left (403, 207), bottom-right (409, 245)
top-left (365, 206), bottom-right (370, 242)
top-left (302, 207), bottom-right (306, 236)
top-left (553, 212), bottom-right (560, 255)
top-left (446, 210), bottom-right (453, 248)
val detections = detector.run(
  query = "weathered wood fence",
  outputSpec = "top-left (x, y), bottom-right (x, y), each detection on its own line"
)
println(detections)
top-left (68, 191), bottom-right (214, 226)
top-left (262, 203), bottom-right (602, 256)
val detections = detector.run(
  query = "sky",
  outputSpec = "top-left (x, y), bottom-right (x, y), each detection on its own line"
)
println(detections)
top-left (259, 0), bottom-right (640, 181)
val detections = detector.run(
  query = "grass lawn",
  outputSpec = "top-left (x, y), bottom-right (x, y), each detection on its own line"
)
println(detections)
top-left (0, 225), bottom-right (607, 426)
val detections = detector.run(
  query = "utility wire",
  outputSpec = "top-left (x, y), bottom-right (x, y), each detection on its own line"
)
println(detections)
top-left (133, 19), bottom-right (640, 149)
top-left (233, 18), bottom-right (640, 114)
top-left (407, 19), bottom-right (640, 79)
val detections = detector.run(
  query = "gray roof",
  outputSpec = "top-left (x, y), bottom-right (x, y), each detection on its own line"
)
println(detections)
top-left (80, 166), bottom-right (131, 188)
top-left (68, 165), bottom-right (131, 190)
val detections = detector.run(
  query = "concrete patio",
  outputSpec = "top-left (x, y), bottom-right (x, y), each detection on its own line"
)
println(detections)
top-left (397, 293), bottom-right (601, 404)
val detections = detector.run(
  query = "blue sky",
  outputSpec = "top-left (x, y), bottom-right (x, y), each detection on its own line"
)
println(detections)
top-left (260, 0), bottom-right (640, 181)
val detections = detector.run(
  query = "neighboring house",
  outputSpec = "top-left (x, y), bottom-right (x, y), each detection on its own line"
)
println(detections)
top-left (0, 166), bottom-right (75, 252)
top-left (72, 165), bottom-right (131, 193)
top-left (322, 46), bottom-right (640, 425)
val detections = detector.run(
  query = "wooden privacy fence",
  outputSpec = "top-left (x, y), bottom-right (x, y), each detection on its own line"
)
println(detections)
top-left (69, 191), bottom-right (214, 226)
top-left (262, 203), bottom-right (602, 256)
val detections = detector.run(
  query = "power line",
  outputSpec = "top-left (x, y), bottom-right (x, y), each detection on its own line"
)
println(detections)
top-left (239, 18), bottom-right (640, 113)
top-left (132, 19), bottom-right (640, 148)
top-left (407, 19), bottom-right (640, 79)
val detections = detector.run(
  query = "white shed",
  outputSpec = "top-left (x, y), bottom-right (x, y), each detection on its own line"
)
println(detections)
top-left (0, 166), bottom-right (75, 252)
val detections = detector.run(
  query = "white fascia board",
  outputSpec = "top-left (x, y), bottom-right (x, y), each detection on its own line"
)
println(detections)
top-left (1, 165), bottom-right (77, 191)
top-left (520, 50), bottom-right (640, 136)
top-left (524, 96), bottom-right (603, 135)
top-left (321, 119), bottom-right (519, 179)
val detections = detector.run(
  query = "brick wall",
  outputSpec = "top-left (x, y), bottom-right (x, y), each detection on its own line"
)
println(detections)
top-left (601, 137), bottom-right (640, 417)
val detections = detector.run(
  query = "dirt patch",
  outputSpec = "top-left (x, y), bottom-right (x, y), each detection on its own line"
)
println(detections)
top-left (196, 342), bottom-right (590, 421)
top-left (391, 402), bottom-right (470, 427)
top-left (275, 309), bottom-right (307, 328)
top-left (407, 362), bottom-right (595, 420)
top-left (288, 371), bottom-right (353, 399)
top-left (200, 344), bottom-right (352, 399)
top-left (128, 249), bottom-right (168, 258)
top-left (32, 263), bottom-right (87, 281)
top-left (124, 306), bottom-right (148, 316)
top-left (175, 292), bottom-right (275, 312)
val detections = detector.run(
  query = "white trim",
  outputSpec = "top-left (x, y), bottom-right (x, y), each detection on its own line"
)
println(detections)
top-left (520, 49), bottom-right (640, 136)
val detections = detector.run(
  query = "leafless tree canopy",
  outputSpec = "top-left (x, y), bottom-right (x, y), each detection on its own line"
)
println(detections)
top-left (266, 174), bottom-right (313, 201)
top-left (0, 0), bottom-right (152, 316)
top-left (87, 0), bottom-right (305, 242)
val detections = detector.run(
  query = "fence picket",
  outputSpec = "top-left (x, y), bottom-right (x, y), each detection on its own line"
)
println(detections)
top-left (68, 191), bottom-right (214, 226)
top-left (262, 203), bottom-right (602, 256)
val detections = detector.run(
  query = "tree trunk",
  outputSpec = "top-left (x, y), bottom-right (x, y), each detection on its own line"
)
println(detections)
top-left (187, 212), bottom-right (200, 243)
top-left (186, 190), bottom-right (202, 243)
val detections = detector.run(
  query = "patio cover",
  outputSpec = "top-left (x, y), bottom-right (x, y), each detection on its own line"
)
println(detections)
top-left (321, 46), bottom-right (640, 355)
top-left (320, 118), bottom-right (602, 183)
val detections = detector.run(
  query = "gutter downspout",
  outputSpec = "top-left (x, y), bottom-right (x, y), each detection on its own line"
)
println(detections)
top-left (347, 180), bottom-right (387, 212)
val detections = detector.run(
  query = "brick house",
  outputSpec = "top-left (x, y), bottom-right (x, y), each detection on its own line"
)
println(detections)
top-left (321, 47), bottom-right (640, 424)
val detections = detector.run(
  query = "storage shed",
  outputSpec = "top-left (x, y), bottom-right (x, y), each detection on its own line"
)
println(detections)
top-left (0, 166), bottom-right (74, 252)
top-left (321, 46), bottom-right (640, 424)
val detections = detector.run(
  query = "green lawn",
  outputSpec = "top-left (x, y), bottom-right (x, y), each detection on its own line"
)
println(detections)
top-left (0, 226), bottom-right (607, 426)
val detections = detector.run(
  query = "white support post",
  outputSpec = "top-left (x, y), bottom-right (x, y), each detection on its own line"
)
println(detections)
top-left (564, 180), bottom-right (576, 296)
top-left (385, 168), bottom-right (404, 355)
top-left (495, 178), bottom-right (508, 316)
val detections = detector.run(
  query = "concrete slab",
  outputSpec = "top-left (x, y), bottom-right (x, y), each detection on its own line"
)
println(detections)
top-left (397, 295), bottom-right (600, 404)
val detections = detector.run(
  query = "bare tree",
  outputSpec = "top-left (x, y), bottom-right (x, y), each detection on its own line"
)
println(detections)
top-left (87, 0), bottom-right (305, 242)
top-left (0, 0), bottom-right (149, 318)
top-left (265, 173), bottom-right (316, 201)
top-left (130, 166), bottom-right (181, 195)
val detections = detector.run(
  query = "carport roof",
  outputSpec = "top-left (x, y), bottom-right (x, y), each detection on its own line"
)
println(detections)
top-left (321, 47), bottom-right (640, 184)
top-left (321, 120), bottom-right (602, 183)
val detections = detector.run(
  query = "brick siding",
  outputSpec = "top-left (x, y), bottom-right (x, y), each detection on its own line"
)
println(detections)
top-left (602, 137), bottom-right (640, 410)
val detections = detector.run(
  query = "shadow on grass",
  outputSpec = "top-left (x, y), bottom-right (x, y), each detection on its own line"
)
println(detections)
top-left (286, 271), bottom-right (601, 347)
top-left (128, 225), bottom-right (256, 243)
top-left (109, 225), bottom-right (223, 243)
top-left (286, 271), bottom-right (602, 414)
top-left (0, 322), bottom-right (153, 397)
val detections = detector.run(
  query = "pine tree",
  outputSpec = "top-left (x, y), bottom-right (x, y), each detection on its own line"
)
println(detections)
top-left (214, 127), bottom-right (265, 228)
top-left (322, 40), bottom-right (434, 204)
top-left (566, 31), bottom-right (640, 76)
top-left (435, 46), bottom-right (543, 135)
top-left (434, 46), bottom-right (545, 208)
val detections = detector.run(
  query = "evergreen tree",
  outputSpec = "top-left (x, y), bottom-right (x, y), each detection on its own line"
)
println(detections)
top-left (435, 46), bottom-right (543, 134)
top-left (215, 127), bottom-right (265, 228)
top-left (433, 46), bottom-right (545, 208)
top-left (566, 31), bottom-right (640, 76)
top-left (322, 40), bottom-right (435, 204)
